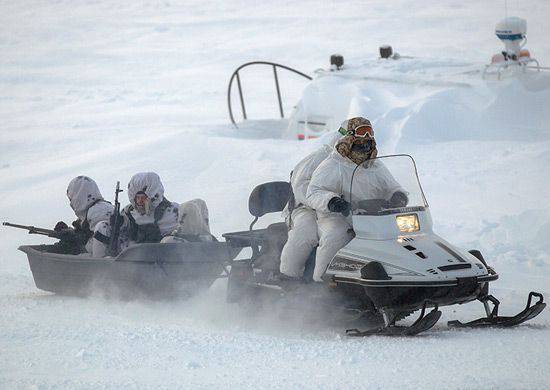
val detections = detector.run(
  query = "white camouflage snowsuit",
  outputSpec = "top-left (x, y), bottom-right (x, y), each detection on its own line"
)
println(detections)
top-left (306, 152), bottom-right (403, 281)
top-left (279, 133), bottom-right (342, 278)
top-left (66, 176), bottom-right (113, 257)
top-left (120, 172), bottom-right (179, 249)
top-left (161, 198), bottom-right (214, 243)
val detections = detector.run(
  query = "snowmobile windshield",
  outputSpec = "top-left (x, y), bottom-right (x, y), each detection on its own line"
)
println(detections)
top-left (350, 155), bottom-right (428, 216)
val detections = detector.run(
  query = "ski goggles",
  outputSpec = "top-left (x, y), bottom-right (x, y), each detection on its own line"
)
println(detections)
top-left (338, 124), bottom-right (374, 138)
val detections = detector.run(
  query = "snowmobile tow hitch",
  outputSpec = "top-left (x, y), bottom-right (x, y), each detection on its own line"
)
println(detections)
top-left (448, 291), bottom-right (546, 328)
top-left (346, 301), bottom-right (442, 337)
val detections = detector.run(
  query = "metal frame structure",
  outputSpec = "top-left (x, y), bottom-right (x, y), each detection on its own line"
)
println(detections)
top-left (227, 61), bottom-right (312, 128)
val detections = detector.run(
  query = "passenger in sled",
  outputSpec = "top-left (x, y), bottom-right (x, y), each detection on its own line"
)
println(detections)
top-left (115, 172), bottom-right (213, 254)
top-left (162, 198), bottom-right (215, 243)
top-left (118, 171), bottom-right (180, 249)
top-left (6, 173), bottom-right (230, 298)
top-left (48, 172), bottom-right (213, 257)
top-left (52, 176), bottom-right (114, 256)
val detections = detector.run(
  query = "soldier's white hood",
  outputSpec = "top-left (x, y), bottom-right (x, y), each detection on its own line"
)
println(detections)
top-left (127, 172), bottom-right (165, 211)
top-left (66, 176), bottom-right (105, 220)
top-left (176, 199), bottom-right (210, 236)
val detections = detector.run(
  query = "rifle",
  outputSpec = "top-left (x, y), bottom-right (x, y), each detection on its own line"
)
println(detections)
top-left (3, 222), bottom-right (59, 238)
top-left (3, 221), bottom-right (86, 254)
top-left (108, 181), bottom-right (123, 256)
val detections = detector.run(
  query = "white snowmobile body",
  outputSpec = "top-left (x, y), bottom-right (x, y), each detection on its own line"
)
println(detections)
top-left (325, 210), bottom-right (498, 310)
top-left (326, 212), bottom-right (495, 286)
top-left (324, 155), bottom-right (497, 311)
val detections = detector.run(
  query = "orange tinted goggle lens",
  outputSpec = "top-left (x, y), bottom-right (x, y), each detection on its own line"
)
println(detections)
top-left (354, 125), bottom-right (373, 138)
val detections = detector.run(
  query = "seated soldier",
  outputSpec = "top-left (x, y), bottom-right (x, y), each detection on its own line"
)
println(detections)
top-left (161, 198), bottom-right (215, 243)
top-left (306, 117), bottom-right (406, 282)
top-left (121, 172), bottom-right (179, 247)
top-left (279, 131), bottom-right (342, 280)
top-left (54, 176), bottom-right (114, 256)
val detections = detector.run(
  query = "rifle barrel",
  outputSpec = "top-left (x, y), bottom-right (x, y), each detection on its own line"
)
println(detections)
top-left (3, 222), bottom-right (57, 236)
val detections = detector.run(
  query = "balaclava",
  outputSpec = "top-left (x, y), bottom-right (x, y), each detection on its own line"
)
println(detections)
top-left (335, 117), bottom-right (378, 165)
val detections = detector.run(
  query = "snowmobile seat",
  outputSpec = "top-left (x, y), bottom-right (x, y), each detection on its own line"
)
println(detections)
top-left (247, 181), bottom-right (290, 228)
top-left (223, 181), bottom-right (290, 265)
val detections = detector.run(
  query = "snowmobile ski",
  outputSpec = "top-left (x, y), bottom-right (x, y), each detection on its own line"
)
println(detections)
top-left (448, 291), bottom-right (546, 328)
top-left (346, 302), bottom-right (442, 337)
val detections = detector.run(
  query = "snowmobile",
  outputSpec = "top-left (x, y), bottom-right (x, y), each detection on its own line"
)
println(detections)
top-left (222, 154), bottom-right (546, 336)
top-left (6, 223), bottom-right (238, 299)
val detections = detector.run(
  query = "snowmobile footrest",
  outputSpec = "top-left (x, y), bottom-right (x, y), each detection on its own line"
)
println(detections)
top-left (346, 302), bottom-right (441, 337)
top-left (448, 291), bottom-right (546, 328)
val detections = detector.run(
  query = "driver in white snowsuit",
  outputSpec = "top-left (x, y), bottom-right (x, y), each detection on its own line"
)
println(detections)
top-left (120, 172), bottom-right (179, 249)
top-left (279, 132), bottom-right (342, 279)
top-left (306, 117), bottom-right (406, 281)
top-left (60, 176), bottom-right (114, 257)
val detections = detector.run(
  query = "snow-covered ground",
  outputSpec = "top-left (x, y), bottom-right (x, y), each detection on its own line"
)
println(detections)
top-left (1, 1), bottom-right (549, 388)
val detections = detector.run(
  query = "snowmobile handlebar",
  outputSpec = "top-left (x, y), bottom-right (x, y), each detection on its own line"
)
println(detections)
top-left (2, 222), bottom-right (58, 237)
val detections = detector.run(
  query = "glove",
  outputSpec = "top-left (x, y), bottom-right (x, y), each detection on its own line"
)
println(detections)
top-left (71, 219), bottom-right (82, 231)
top-left (388, 191), bottom-right (408, 208)
top-left (56, 228), bottom-right (78, 242)
top-left (52, 228), bottom-right (85, 255)
top-left (328, 197), bottom-right (351, 216)
top-left (54, 221), bottom-right (69, 232)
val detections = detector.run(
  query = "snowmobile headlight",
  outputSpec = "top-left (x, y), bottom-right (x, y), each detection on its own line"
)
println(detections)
top-left (396, 214), bottom-right (420, 233)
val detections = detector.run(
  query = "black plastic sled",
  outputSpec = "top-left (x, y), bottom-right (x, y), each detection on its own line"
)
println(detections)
top-left (19, 242), bottom-right (240, 299)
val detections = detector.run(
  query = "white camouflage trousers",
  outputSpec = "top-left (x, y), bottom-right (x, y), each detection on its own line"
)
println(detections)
top-left (313, 214), bottom-right (354, 282)
top-left (279, 207), bottom-right (319, 278)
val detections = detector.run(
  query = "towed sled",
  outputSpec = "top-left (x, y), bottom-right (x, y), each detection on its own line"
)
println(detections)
top-left (223, 154), bottom-right (545, 336)
top-left (18, 242), bottom-right (239, 299)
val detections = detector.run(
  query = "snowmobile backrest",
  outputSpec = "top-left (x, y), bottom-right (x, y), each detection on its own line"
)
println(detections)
top-left (248, 181), bottom-right (290, 218)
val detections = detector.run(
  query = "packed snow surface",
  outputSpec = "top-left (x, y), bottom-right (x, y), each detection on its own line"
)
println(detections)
top-left (1, 1), bottom-right (550, 388)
